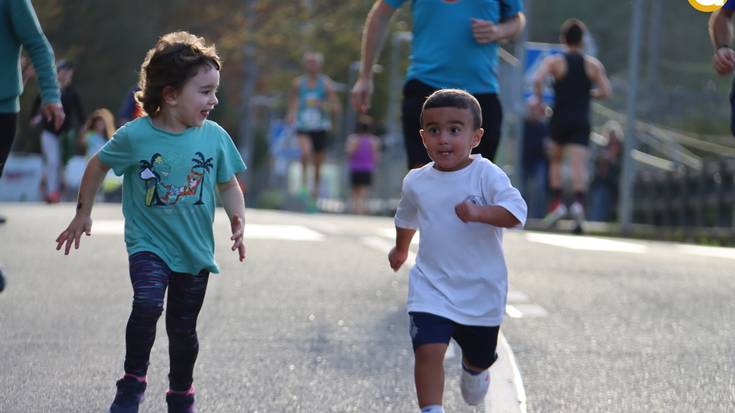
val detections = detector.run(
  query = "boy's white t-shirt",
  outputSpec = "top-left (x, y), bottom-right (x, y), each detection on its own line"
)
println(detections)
top-left (394, 156), bottom-right (527, 327)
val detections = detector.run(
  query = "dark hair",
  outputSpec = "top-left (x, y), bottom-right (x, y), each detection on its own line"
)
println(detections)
top-left (420, 89), bottom-right (482, 130)
top-left (561, 18), bottom-right (586, 46)
top-left (136, 31), bottom-right (221, 116)
top-left (356, 114), bottom-right (373, 133)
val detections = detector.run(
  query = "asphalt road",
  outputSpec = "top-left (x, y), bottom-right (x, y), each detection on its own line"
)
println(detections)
top-left (1, 203), bottom-right (733, 412)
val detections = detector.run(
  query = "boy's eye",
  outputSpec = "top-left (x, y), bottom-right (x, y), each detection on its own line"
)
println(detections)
top-left (428, 127), bottom-right (439, 134)
top-left (450, 127), bottom-right (461, 133)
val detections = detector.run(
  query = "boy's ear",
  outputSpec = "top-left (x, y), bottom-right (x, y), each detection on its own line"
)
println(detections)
top-left (471, 127), bottom-right (484, 149)
top-left (419, 128), bottom-right (428, 149)
top-left (162, 86), bottom-right (178, 106)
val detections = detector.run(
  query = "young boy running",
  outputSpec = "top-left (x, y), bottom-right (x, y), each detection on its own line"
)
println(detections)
top-left (389, 89), bottom-right (527, 413)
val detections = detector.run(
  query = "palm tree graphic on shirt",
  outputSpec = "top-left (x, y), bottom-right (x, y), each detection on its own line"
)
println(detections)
top-left (138, 152), bottom-right (212, 206)
top-left (191, 151), bottom-right (213, 205)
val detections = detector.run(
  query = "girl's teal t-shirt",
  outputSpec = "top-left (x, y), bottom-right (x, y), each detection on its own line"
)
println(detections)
top-left (98, 117), bottom-right (247, 275)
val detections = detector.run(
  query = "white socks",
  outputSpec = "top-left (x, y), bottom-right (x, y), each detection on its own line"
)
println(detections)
top-left (420, 405), bottom-right (444, 413)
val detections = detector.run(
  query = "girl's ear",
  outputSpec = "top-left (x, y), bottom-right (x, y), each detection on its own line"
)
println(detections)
top-left (162, 86), bottom-right (178, 106)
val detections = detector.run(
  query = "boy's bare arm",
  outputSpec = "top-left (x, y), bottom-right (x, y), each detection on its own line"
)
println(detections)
top-left (454, 203), bottom-right (520, 228)
top-left (55, 155), bottom-right (110, 254)
top-left (389, 226), bottom-right (416, 272)
top-left (218, 177), bottom-right (246, 262)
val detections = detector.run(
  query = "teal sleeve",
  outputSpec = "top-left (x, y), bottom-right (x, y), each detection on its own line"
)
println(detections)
top-left (9, 0), bottom-right (60, 104)
top-left (98, 124), bottom-right (133, 176)
top-left (383, 0), bottom-right (404, 9)
top-left (215, 126), bottom-right (247, 183)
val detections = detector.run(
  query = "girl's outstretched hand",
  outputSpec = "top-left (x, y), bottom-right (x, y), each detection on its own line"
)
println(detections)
top-left (230, 215), bottom-right (246, 262)
top-left (55, 215), bottom-right (92, 255)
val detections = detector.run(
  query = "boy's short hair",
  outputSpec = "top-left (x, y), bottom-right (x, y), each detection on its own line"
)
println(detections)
top-left (136, 31), bottom-right (221, 116)
top-left (561, 18), bottom-right (586, 46)
top-left (421, 89), bottom-right (482, 130)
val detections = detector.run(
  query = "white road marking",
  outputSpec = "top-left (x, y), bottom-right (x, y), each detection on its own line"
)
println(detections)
top-left (491, 333), bottom-right (528, 413)
top-left (506, 304), bottom-right (549, 319)
top-left (378, 228), bottom-right (419, 245)
top-left (93, 220), bottom-right (124, 234)
top-left (245, 224), bottom-right (324, 241)
top-left (674, 244), bottom-right (735, 260)
top-left (525, 232), bottom-right (648, 253)
top-left (92, 220), bottom-right (325, 241)
top-left (507, 290), bottom-right (530, 303)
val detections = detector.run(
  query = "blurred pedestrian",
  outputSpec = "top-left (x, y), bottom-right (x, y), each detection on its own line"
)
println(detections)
top-left (533, 18), bottom-right (611, 233)
top-left (346, 115), bottom-right (381, 215)
top-left (520, 98), bottom-right (550, 219)
top-left (351, 0), bottom-right (524, 169)
top-left (389, 89), bottom-right (527, 413)
top-left (118, 85), bottom-right (144, 127)
top-left (709, 0), bottom-right (735, 136)
top-left (287, 51), bottom-right (341, 199)
top-left (68, 108), bottom-right (120, 201)
top-left (55, 31), bottom-right (247, 413)
top-left (30, 59), bottom-right (84, 203)
top-left (0, 0), bottom-right (65, 291)
top-left (588, 120), bottom-right (622, 222)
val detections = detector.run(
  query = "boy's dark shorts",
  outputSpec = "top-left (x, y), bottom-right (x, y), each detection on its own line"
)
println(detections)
top-left (297, 129), bottom-right (329, 153)
top-left (409, 311), bottom-right (499, 369)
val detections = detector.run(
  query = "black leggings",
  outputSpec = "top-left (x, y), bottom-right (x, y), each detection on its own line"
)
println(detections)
top-left (124, 252), bottom-right (209, 392)
top-left (401, 79), bottom-right (503, 169)
top-left (0, 113), bottom-right (18, 178)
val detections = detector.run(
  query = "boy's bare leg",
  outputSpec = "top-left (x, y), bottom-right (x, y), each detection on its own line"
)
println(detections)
top-left (414, 343), bottom-right (448, 408)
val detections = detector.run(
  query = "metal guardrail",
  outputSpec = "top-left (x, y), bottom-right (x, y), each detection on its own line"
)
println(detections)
top-left (632, 158), bottom-right (735, 232)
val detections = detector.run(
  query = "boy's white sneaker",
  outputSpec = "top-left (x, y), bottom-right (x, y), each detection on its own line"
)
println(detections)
top-left (460, 367), bottom-right (490, 406)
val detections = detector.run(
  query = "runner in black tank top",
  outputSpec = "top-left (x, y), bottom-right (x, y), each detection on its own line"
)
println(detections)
top-left (532, 19), bottom-right (611, 233)
top-left (550, 52), bottom-right (592, 146)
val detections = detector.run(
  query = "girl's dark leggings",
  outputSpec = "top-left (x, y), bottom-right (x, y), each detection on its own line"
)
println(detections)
top-left (124, 252), bottom-right (209, 392)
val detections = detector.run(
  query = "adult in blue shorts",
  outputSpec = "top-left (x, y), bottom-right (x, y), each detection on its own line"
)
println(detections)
top-left (351, 0), bottom-right (524, 169)
top-left (709, 0), bottom-right (735, 137)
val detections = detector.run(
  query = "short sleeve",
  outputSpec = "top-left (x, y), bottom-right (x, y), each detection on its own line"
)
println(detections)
top-left (98, 124), bottom-right (133, 176)
top-left (485, 166), bottom-right (527, 228)
top-left (394, 173), bottom-right (419, 229)
top-left (500, 0), bottom-right (523, 20)
top-left (383, 0), bottom-right (405, 9)
top-left (215, 126), bottom-right (247, 183)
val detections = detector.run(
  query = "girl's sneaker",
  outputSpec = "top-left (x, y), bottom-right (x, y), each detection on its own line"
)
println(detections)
top-left (109, 375), bottom-right (146, 413)
top-left (460, 367), bottom-right (490, 406)
top-left (166, 386), bottom-right (196, 413)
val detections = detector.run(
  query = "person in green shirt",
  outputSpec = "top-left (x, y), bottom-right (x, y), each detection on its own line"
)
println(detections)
top-left (0, 0), bottom-right (65, 292)
top-left (55, 31), bottom-right (247, 413)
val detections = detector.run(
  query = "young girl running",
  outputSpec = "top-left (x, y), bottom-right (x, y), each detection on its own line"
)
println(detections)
top-left (55, 31), bottom-right (247, 413)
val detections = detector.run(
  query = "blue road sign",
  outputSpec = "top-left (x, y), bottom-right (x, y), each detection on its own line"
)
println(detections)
top-left (523, 42), bottom-right (565, 105)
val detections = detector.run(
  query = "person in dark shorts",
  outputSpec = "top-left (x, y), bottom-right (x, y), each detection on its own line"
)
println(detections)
top-left (287, 52), bottom-right (340, 198)
top-left (351, 0), bottom-right (525, 170)
top-left (533, 18), bottom-right (610, 232)
top-left (709, 0), bottom-right (735, 136)
top-left (346, 115), bottom-right (380, 214)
